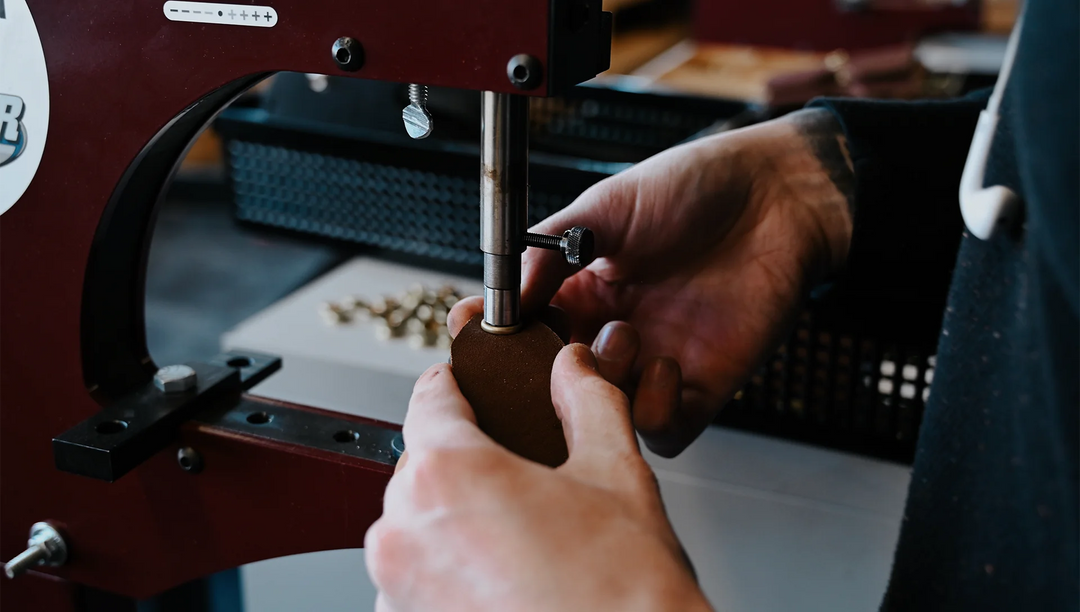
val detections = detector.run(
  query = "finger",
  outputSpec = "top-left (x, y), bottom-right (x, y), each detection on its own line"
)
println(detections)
top-left (447, 296), bottom-right (484, 338)
top-left (537, 305), bottom-right (571, 343)
top-left (402, 363), bottom-right (485, 452)
top-left (521, 176), bottom-right (637, 313)
top-left (631, 357), bottom-right (704, 459)
top-left (393, 449), bottom-right (409, 475)
top-left (375, 592), bottom-right (395, 612)
top-left (591, 321), bottom-right (640, 389)
top-left (550, 344), bottom-right (639, 461)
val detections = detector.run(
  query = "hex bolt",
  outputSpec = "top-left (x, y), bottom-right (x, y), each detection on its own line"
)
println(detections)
top-left (402, 84), bottom-right (434, 139)
top-left (523, 226), bottom-right (595, 268)
top-left (4, 523), bottom-right (67, 579)
top-left (154, 365), bottom-right (197, 394)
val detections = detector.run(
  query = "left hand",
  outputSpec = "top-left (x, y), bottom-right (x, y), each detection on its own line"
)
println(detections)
top-left (364, 344), bottom-right (711, 612)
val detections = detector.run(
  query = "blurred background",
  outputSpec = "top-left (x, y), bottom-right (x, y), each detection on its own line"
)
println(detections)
top-left (142, 0), bottom-right (1020, 609)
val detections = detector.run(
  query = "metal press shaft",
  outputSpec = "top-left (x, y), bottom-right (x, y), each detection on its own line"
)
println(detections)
top-left (480, 91), bottom-right (529, 333)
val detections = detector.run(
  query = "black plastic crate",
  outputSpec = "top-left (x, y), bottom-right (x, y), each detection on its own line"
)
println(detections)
top-left (217, 108), bottom-right (617, 268)
top-left (217, 79), bottom-right (937, 463)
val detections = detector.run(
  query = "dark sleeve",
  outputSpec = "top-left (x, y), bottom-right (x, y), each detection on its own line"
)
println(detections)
top-left (807, 92), bottom-right (989, 344)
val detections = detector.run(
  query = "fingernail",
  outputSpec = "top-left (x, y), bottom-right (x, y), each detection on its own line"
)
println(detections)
top-left (641, 357), bottom-right (679, 389)
top-left (567, 343), bottom-right (598, 371)
top-left (595, 322), bottom-right (635, 361)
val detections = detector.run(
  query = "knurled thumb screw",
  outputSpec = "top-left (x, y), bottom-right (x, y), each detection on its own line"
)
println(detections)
top-left (523, 226), bottom-right (595, 268)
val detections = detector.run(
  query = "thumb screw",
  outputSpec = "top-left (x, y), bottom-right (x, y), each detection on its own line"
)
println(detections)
top-left (523, 226), bottom-right (595, 268)
top-left (403, 84), bottom-right (434, 139)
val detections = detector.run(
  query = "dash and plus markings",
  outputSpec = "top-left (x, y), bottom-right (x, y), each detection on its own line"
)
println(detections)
top-left (168, 4), bottom-right (274, 25)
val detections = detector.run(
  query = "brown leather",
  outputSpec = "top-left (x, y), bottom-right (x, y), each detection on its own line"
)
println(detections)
top-left (766, 43), bottom-right (923, 107)
top-left (450, 315), bottom-right (569, 467)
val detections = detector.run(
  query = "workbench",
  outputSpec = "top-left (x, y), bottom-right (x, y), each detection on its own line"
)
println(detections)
top-left (223, 257), bottom-right (911, 612)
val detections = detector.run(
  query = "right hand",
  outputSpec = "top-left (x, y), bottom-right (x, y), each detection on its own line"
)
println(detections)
top-left (450, 109), bottom-right (855, 457)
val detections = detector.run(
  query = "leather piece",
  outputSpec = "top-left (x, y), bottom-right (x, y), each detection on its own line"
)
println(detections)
top-left (450, 315), bottom-right (568, 467)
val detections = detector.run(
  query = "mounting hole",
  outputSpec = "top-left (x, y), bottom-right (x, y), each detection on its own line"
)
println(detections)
top-left (179, 455), bottom-right (192, 468)
top-left (218, 10), bottom-right (223, 15)
top-left (335, 47), bottom-right (351, 64)
top-left (96, 420), bottom-right (128, 435)
top-left (246, 411), bottom-right (272, 425)
top-left (227, 356), bottom-right (253, 368)
top-left (333, 429), bottom-right (360, 443)
top-left (512, 65), bottom-right (529, 82)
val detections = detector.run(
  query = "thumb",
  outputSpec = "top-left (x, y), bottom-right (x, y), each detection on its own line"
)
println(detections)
top-left (550, 344), bottom-right (640, 467)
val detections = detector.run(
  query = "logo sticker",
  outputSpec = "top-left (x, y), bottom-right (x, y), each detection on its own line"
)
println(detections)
top-left (0, 0), bottom-right (50, 216)
top-left (0, 94), bottom-right (27, 167)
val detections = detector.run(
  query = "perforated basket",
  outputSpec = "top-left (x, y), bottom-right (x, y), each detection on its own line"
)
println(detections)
top-left (217, 86), bottom-right (935, 464)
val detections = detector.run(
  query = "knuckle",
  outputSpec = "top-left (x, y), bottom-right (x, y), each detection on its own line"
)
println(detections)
top-left (580, 376), bottom-right (630, 414)
top-left (364, 522), bottom-right (412, 593)
top-left (623, 454), bottom-right (661, 493)
top-left (412, 363), bottom-right (451, 394)
top-left (405, 447), bottom-right (483, 510)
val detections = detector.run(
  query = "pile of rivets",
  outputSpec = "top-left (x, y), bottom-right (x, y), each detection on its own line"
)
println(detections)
top-left (319, 285), bottom-right (464, 349)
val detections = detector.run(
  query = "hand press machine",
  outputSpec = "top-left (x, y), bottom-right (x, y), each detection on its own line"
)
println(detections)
top-left (0, 0), bottom-right (609, 607)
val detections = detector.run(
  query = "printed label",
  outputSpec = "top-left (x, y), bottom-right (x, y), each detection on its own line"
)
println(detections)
top-left (0, 0), bottom-right (50, 216)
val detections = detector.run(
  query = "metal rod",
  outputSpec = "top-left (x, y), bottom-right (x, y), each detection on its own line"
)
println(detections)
top-left (480, 91), bottom-right (528, 333)
top-left (4, 544), bottom-right (49, 579)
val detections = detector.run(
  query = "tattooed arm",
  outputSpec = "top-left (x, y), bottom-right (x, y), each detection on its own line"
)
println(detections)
top-left (446, 110), bottom-right (859, 456)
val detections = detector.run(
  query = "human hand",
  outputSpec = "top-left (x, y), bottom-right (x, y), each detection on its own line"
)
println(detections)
top-left (450, 109), bottom-right (854, 457)
top-left (365, 344), bottom-right (711, 612)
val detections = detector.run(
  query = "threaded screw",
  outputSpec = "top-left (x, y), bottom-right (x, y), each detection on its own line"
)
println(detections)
top-left (403, 84), bottom-right (433, 139)
top-left (523, 226), bottom-right (595, 268)
top-left (4, 523), bottom-right (67, 579)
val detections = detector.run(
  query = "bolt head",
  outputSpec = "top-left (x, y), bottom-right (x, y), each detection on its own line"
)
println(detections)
top-left (154, 365), bottom-right (197, 394)
top-left (177, 447), bottom-right (204, 474)
top-left (562, 226), bottom-right (595, 268)
top-left (507, 54), bottom-right (543, 90)
top-left (27, 522), bottom-right (66, 568)
top-left (391, 433), bottom-right (406, 459)
top-left (331, 37), bottom-right (365, 72)
top-left (402, 105), bottom-right (433, 139)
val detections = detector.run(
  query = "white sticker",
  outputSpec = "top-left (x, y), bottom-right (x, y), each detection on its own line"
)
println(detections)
top-left (0, 0), bottom-right (49, 217)
top-left (164, 2), bottom-right (278, 28)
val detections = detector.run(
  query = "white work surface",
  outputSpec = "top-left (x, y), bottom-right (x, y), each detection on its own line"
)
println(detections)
top-left (224, 257), bottom-right (911, 612)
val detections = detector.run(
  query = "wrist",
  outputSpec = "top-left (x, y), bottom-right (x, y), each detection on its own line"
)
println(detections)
top-left (675, 589), bottom-right (714, 612)
top-left (735, 109), bottom-right (855, 286)
top-left (784, 108), bottom-right (856, 281)
top-left (625, 555), bottom-right (713, 612)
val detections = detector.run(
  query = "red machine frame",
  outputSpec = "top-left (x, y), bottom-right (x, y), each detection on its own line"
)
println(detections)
top-left (0, 0), bottom-right (610, 608)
